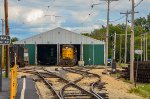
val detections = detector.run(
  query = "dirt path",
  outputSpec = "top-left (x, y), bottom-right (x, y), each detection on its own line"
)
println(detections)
top-left (90, 69), bottom-right (143, 99)
top-left (17, 66), bottom-right (144, 99)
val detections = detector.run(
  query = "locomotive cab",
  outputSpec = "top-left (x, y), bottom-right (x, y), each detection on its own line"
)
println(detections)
top-left (60, 45), bottom-right (77, 66)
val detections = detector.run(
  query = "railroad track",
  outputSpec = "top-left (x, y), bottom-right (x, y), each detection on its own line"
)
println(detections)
top-left (62, 67), bottom-right (108, 99)
top-left (18, 66), bottom-right (108, 99)
top-left (18, 66), bottom-right (42, 74)
top-left (36, 71), bottom-right (62, 99)
top-left (35, 67), bottom-right (106, 99)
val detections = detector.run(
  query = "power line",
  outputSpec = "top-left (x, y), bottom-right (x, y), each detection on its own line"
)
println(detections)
top-left (134, 0), bottom-right (143, 8)
top-left (4, 0), bottom-right (10, 78)
top-left (81, 0), bottom-right (106, 32)
top-left (101, 0), bottom-right (119, 69)
top-left (109, 15), bottom-right (126, 22)
top-left (130, 0), bottom-right (135, 84)
top-left (108, 0), bottom-right (143, 23)
top-left (80, 1), bottom-right (97, 32)
top-left (120, 11), bottom-right (130, 64)
top-left (81, 0), bottom-right (108, 31)
top-left (109, 0), bottom-right (121, 9)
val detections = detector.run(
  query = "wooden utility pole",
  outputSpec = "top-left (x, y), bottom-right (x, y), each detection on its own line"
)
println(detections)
top-left (146, 33), bottom-right (148, 61)
top-left (141, 34), bottom-right (143, 61)
top-left (113, 32), bottom-right (116, 59)
top-left (119, 35), bottom-right (122, 63)
top-left (141, 33), bottom-right (148, 61)
top-left (120, 11), bottom-right (130, 63)
top-left (124, 12), bottom-right (128, 64)
top-left (143, 34), bottom-right (146, 61)
top-left (130, 0), bottom-right (135, 83)
top-left (101, 0), bottom-right (118, 67)
top-left (105, 0), bottom-right (110, 67)
top-left (1, 19), bottom-right (5, 69)
top-left (4, 0), bottom-right (10, 78)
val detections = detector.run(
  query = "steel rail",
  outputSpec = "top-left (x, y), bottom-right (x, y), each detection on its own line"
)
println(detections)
top-left (63, 67), bottom-right (101, 79)
top-left (42, 68), bottom-right (101, 99)
top-left (90, 80), bottom-right (104, 99)
top-left (35, 71), bottom-right (62, 99)
top-left (59, 76), bottom-right (84, 99)
top-left (62, 67), bottom-right (104, 99)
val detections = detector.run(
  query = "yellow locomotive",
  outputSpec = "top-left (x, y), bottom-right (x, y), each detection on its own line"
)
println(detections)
top-left (60, 45), bottom-right (77, 66)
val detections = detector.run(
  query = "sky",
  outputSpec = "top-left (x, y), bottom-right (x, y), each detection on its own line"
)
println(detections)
top-left (0, 0), bottom-right (150, 40)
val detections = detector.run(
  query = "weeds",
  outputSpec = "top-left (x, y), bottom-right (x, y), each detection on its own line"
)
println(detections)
top-left (129, 84), bottom-right (150, 98)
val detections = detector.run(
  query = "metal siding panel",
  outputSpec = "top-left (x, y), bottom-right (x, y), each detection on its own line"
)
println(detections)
top-left (83, 45), bottom-right (89, 65)
top-left (52, 31), bottom-right (55, 44)
top-left (56, 32), bottom-right (59, 44)
top-left (94, 44), bottom-right (104, 65)
top-left (42, 33), bottom-right (46, 44)
top-left (66, 31), bottom-right (70, 44)
top-left (24, 44), bottom-right (35, 65)
top-left (83, 45), bottom-right (93, 65)
top-left (89, 45), bottom-right (94, 65)
top-left (58, 32), bottom-right (62, 44)
top-left (14, 28), bottom-right (105, 45)
top-left (72, 33), bottom-right (76, 44)
top-left (84, 44), bottom-right (104, 65)
top-left (64, 31), bottom-right (67, 44)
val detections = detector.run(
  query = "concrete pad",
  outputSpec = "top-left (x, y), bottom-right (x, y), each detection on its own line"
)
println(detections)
top-left (0, 78), bottom-right (39, 99)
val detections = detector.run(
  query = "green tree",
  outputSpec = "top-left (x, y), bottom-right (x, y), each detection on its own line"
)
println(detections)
top-left (10, 37), bottom-right (19, 46)
top-left (82, 13), bottom-right (150, 63)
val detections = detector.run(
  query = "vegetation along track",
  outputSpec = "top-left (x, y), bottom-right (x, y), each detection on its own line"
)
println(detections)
top-left (62, 67), bottom-right (108, 99)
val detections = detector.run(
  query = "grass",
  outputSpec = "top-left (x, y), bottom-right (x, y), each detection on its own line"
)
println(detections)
top-left (122, 79), bottom-right (132, 83)
top-left (118, 63), bottom-right (129, 68)
top-left (109, 63), bottom-right (150, 98)
top-left (2, 72), bottom-right (5, 78)
top-left (129, 84), bottom-right (150, 99)
top-left (116, 63), bottom-right (129, 68)
top-left (110, 73), bottom-right (120, 78)
top-left (108, 63), bottom-right (150, 98)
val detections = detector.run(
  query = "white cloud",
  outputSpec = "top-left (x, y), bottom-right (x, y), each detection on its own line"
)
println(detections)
top-left (26, 9), bottom-right (44, 22)
top-left (0, 0), bottom-right (149, 39)
top-left (71, 11), bottom-right (90, 22)
top-left (65, 24), bottom-right (101, 34)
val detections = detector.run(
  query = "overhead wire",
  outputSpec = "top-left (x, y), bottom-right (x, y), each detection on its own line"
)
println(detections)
top-left (80, 0), bottom-right (94, 23)
top-left (108, 0), bottom-right (126, 23)
top-left (108, 0), bottom-right (144, 26)
top-left (109, 0), bottom-right (121, 9)
top-left (107, 0), bottom-right (144, 23)
top-left (7, 0), bottom-right (145, 33)
top-left (9, 0), bottom-right (56, 37)
top-left (81, 0), bottom-right (106, 31)
top-left (109, 15), bottom-right (126, 23)
top-left (134, 0), bottom-right (144, 8)
top-left (82, 0), bottom-right (104, 23)
top-left (80, 0), bottom-right (96, 33)
top-left (44, 0), bottom-right (55, 12)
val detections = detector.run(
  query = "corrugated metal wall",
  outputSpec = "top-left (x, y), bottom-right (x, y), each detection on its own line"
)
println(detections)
top-left (23, 44), bottom-right (104, 65)
top-left (24, 44), bottom-right (35, 65)
top-left (83, 45), bottom-right (93, 65)
top-left (83, 44), bottom-right (104, 65)
top-left (15, 28), bottom-right (105, 45)
top-left (94, 45), bottom-right (104, 65)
